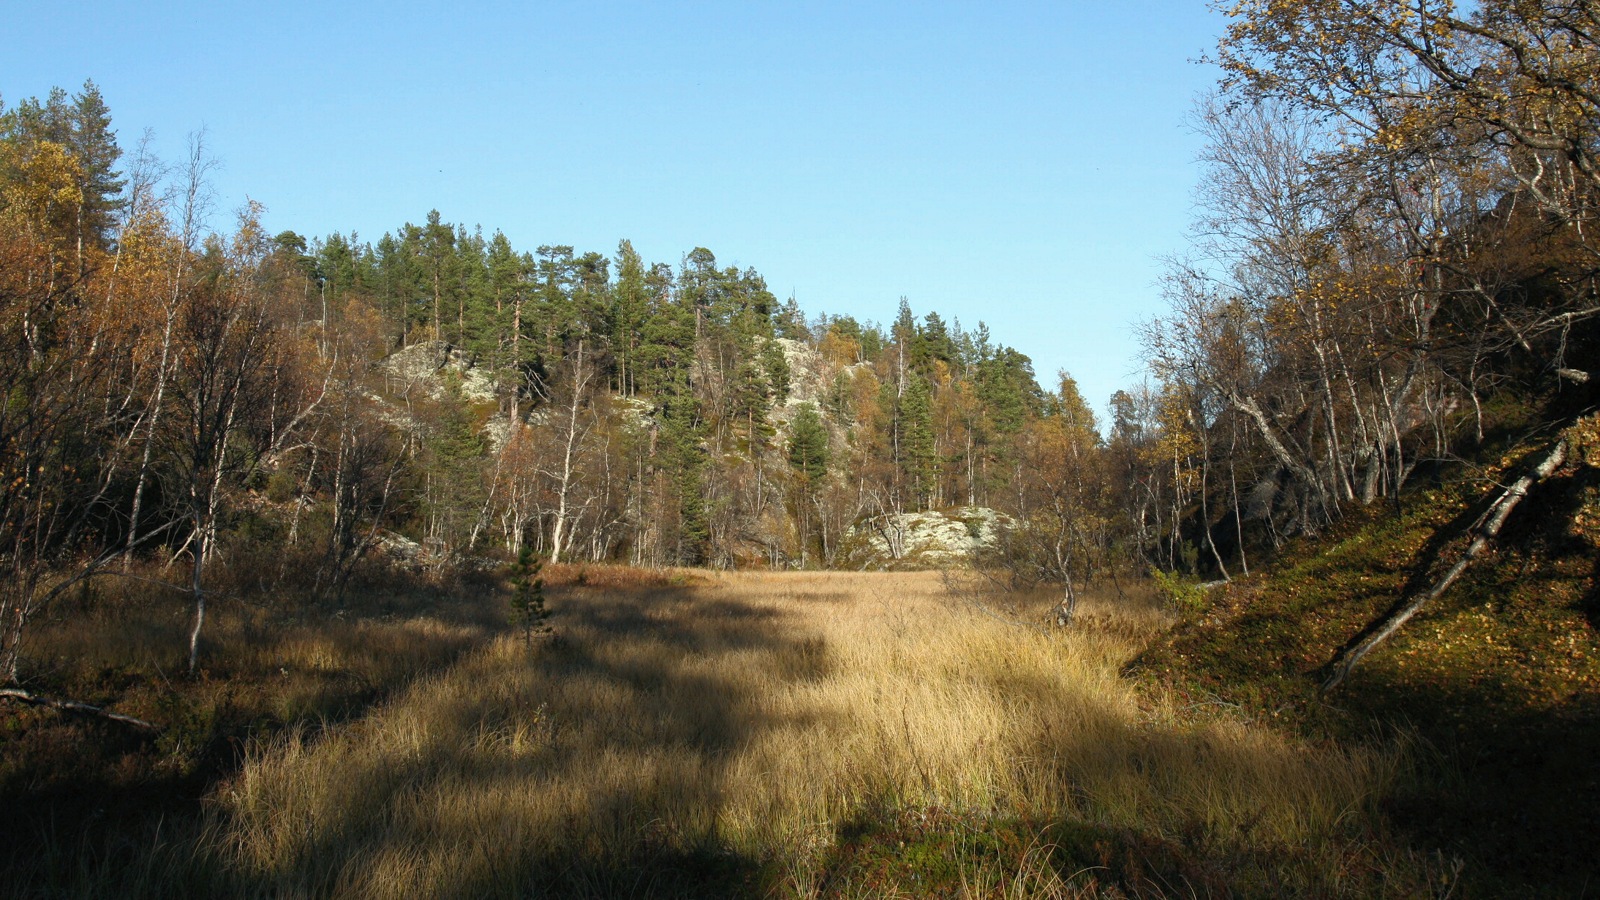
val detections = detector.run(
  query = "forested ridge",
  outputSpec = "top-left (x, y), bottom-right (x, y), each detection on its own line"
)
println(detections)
top-left (1, 81), bottom-right (1130, 678)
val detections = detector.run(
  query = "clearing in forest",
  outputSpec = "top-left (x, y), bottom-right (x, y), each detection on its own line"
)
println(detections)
top-left (200, 571), bottom-right (1400, 898)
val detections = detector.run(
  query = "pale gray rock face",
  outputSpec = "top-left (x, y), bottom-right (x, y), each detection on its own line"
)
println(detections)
top-left (381, 341), bottom-right (496, 404)
top-left (483, 412), bottom-right (515, 452)
top-left (375, 340), bottom-right (503, 446)
top-left (844, 507), bottom-right (1013, 569)
top-left (377, 340), bottom-right (665, 454)
top-left (611, 395), bottom-right (657, 431)
top-left (774, 337), bottom-right (824, 409)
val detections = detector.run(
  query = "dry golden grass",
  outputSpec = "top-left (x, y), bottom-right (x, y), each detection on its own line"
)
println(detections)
top-left (197, 571), bottom-right (1403, 898)
top-left (1, 559), bottom-right (512, 900)
top-left (17, 565), bottom-right (500, 728)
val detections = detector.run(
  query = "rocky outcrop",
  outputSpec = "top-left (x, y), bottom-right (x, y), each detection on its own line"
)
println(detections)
top-left (381, 341), bottom-right (497, 404)
top-left (842, 507), bottom-right (1013, 569)
top-left (773, 337), bottom-right (826, 409)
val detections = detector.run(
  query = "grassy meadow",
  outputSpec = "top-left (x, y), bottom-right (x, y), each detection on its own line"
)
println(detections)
top-left (3, 566), bottom-right (1419, 898)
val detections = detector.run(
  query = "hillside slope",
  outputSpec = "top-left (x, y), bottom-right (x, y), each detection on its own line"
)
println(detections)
top-left (1137, 423), bottom-right (1600, 894)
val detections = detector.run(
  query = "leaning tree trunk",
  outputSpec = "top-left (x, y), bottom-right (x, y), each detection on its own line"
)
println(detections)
top-left (1322, 434), bottom-right (1572, 692)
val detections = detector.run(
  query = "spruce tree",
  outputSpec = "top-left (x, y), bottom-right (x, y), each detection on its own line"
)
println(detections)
top-left (788, 403), bottom-right (829, 483)
top-left (68, 80), bottom-right (123, 252)
top-left (507, 545), bottom-right (550, 642)
top-left (901, 373), bottom-right (937, 508)
top-left (761, 339), bottom-right (791, 402)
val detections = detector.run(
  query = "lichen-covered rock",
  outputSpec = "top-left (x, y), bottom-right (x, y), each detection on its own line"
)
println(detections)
top-left (843, 507), bottom-right (1013, 569)
top-left (483, 412), bottom-right (516, 452)
top-left (773, 337), bottom-right (826, 409)
top-left (611, 395), bottom-right (658, 431)
top-left (381, 340), bottom-right (496, 404)
top-left (375, 531), bottom-right (427, 568)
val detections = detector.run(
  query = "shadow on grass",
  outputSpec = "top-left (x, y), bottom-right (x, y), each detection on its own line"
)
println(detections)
top-left (0, 567), bottom-right (509, 900)
top-left (819, 809), bottom-right (1238, 899)
top-left (200, 580), bottom-right (841, 898)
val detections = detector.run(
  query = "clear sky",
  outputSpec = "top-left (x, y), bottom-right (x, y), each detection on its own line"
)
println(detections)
top-left (5, 1), bottom-right (1225, 417)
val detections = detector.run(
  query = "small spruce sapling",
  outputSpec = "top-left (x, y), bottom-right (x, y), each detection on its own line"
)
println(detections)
top-left (508, 546), bottom-right (551, 642)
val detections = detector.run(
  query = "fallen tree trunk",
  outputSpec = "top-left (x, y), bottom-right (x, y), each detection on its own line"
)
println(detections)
top-left (1321, 435), bottom-right (1571, 692)
top-left (0, 687), bottom-right (162, 731)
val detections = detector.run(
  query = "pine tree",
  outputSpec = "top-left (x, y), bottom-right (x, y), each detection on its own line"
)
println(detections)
top-left (635, 262), bottom-right (691, 396)
top-left (316, 232), bottom-right (366, 302)
top-left (533, 245), bottom-right (578, 359)
top-left (919, 311), bottom-right (956, 371)
top-left (611, 240), bottom-right (649, 395)
top-left (454, 225), bottom-right (493, 355)
top-left (572, 250), bottom-right (612, 340)
top-left (893, 298), bottom-right (917, 351)
top-left (774, 295), bottom-right (807, 340)
top-left (374, 231), bottom-right (422, 344)
top-left (0, 81), bottom-right (124, 263)
top-left (418, 210), bottom-right (456, 342)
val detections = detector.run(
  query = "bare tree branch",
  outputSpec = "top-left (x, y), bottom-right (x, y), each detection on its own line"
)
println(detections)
top-left (0, 687), bottom-right (161, 731)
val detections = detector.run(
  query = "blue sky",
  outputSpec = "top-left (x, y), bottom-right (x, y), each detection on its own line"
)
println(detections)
top-left (5, 1), bottom-right (1225, 416)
